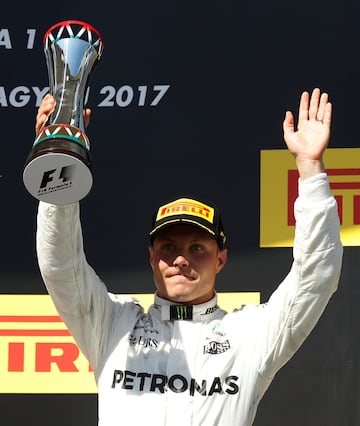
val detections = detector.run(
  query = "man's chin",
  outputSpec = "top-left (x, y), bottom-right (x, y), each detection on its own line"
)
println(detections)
top-left (168, 290), bottom-right (192, 303)
top-left (162, 287), bottom-right (194, 304)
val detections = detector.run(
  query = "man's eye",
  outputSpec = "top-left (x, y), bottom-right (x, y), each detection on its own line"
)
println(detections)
top-left (161, 244), bottom-right (175, 251)
top-left (191, 244), bottom-right (204, 252)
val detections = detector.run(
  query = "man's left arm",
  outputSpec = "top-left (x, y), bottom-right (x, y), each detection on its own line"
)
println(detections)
top-left (256, 88), bottom-right (343, 375)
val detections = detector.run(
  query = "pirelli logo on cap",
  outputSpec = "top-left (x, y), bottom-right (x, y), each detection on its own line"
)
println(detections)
top-left (260, 148), bottom-right (360, 247)
top-left (156, 198), bottom-right (215, 224)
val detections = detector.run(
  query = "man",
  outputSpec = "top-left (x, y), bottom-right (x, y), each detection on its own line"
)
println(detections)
top-left (35, 88), bottom-right (343, 425)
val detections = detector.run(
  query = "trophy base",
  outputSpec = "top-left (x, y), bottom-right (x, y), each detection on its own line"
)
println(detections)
top-left (23, 138), bottom-right (93, 205)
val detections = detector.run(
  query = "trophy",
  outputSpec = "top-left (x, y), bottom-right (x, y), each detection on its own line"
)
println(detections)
top-left (23, 20), bottom-right (104, 205)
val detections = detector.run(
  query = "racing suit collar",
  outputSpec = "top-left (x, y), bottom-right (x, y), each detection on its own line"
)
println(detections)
top-left (154, 293), bottom-right (219, 321)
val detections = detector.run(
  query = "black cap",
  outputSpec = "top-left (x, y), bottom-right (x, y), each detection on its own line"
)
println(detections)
top-left (149, 197), bottom-right (226, 248)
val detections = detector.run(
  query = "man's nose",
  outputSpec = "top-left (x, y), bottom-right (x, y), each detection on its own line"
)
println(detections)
top-left (173, 255), bottom-right (190, 268)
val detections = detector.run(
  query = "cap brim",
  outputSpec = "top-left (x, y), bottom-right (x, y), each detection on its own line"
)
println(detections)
top-left (149, 217), bottom-right (216, 240)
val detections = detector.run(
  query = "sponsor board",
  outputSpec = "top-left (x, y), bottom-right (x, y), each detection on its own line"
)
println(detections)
top-left (0, 292), bottom-right (259, 393)
top-left (260, 148), bottom-right (360, 247)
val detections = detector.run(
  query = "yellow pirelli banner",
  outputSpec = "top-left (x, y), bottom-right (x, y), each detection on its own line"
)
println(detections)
top-left (0, 292), bottom-right (259, 394)
top-left (260, 148), bottom-right (360, 247)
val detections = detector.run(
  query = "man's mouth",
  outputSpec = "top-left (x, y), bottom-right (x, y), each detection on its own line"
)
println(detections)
top-left (167, 271), bottom-right (196, 281)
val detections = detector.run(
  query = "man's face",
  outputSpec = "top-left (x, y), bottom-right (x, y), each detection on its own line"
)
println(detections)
top-left (149, 224), bottom-right (227, 305)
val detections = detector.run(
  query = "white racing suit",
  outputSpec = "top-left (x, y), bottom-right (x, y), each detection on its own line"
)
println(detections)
top-left (36, 174), bottom-right (343, 426)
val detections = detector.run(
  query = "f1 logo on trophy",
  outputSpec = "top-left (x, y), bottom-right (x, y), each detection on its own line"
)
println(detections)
top-left (23, 20), bottom-right (104, 205)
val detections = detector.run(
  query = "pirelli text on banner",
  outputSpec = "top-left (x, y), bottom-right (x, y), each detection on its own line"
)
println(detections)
top-left (0, 293), bottom-right (259, 394)
top-left (260, 148), bottom-right (360, 247)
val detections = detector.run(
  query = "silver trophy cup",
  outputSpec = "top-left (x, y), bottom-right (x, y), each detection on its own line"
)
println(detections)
top-left (23, 20), bottom-right (104, 205)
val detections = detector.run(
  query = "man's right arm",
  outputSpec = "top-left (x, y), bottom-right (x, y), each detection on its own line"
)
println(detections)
top-left (36, 201), bottom-right (112, 369)
top-left (34, 95), bottom-right (141, 373)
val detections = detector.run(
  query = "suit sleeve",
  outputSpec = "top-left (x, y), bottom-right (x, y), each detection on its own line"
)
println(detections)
top-left (255, 173), bottom-right (343, 378)
top-left (36, 201), bottom-right (138, 372)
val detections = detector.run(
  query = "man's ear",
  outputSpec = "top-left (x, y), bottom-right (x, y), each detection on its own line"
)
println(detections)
top-left (216, 249), bottom-right (228, 274)
top-left (148, 246), bottom-right (154, 270)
